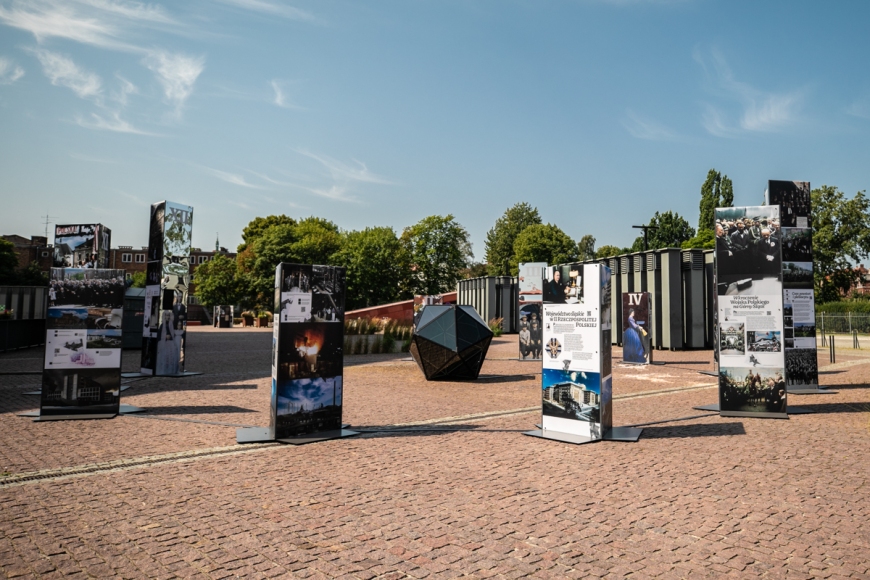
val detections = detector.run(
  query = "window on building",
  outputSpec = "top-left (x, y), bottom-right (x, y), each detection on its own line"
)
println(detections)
top-left (121, 253), bottom-right (132, 263)
top-left (135, 254), bottom-right (145, 263)
top-left (199, 256), bottom-right (209, 264)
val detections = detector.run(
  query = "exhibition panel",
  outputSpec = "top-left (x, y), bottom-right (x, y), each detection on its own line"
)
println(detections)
top-left (622, 292), bottom-right (651, 364)
top-left (517, 262), bottom-right (546, 360)
top-left (53, 224), bottom-right (111, 269)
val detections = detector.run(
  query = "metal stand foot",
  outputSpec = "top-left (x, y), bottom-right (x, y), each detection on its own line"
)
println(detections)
top-left (119, 404), bottom-right (146, 414)
top-left (120, 371), bottom-right (203, 379)
top-left (522, 429), bottom-right (597, 445)
top-left (604, 427), bottom-right (643, 442)
top-left (693, 403), bottom-right (720, 411)
top-left (276, 429), bottom-right (360, 445)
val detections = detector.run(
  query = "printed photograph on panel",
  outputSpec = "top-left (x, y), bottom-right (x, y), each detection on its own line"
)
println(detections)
top-left (783, 262), bottom-right (814, 289)
top-left (719, 323), bottom-right (745, 355)
top-left (716, 206), bottom-right (782, 296)
top-left (148, 202), bottom-right (165, 262)
top-left (40, 368), bottom-right (121, 415)
top-left (47, 307), bottom-right (88, 329)
top-left (600, 266), bottom-right (612, 329)
top-left (518, 262), bottom-right (546, 303)
top-left (162, 202), bottom-right (193, 280)
top-left (53, 224), bottom-right (108, 268)
top-left (785, 349), bottom-right (819, 387)
top-left (311, 265), bottom-right (346, 322)
top-left (275, 376), bottom-right (343, 436)
top-left (49, 268), bottom-right (125, 308)
top-left (544, 267), bottom-right (571, 303)
top-left (781, 228), bottom-right (813, 262)
top-left (747, 330), bottom-right (782, 352)
top-left (518, 303), bottom-right (543, 360)
top-left (542, 368), bottom-right (601, 423)
top-left (277, 323), bottom-right (343, 381)
top-left (719, 367), bottom-right (787, 414)
top-left (621, 293), bottom-right (650, 364)
top-left (279, 264), bottom-right (313, 323)
top-left (768, 181), bottom-right (811, 228)
top-left (793, 322), bottom-right (817, 338)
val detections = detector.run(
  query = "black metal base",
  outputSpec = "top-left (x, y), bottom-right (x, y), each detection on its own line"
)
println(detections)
top-left (693, 403), bottom-right (810, 416)
top-left (23, 384), bottom-right (132, 396)
top-left (787, 388), bottom-right (837, 395)
top-left (18, 409), bottom-right (117, 421)
top-left (119, 404), bottom-right (146, 414)
top-left (522, 429), bottom-right (596, 445)
top-left (698, 371), bottom-right (718, 377)
top-left (120, 371), bottom-right (203, 379)
top-left (236, 426), bottom-right (359, 445)
top-left (604, 427), bottom-right (644, 442)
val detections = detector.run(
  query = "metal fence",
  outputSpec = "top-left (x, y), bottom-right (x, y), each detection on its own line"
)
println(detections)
top-left (817, 312), bottom-right (870, 335)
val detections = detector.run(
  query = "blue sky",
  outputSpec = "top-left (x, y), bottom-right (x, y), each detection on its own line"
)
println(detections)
top-left (1, 0), bottom-right (869, 259)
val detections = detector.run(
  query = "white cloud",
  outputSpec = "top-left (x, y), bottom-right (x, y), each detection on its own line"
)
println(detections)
top-left (296, 150), bottom-right (394, 185)
top-left (111, 75), bottom-right (137, 106)
top-left (271, 79), bottom-right (302, 109)
top-left (0, 56), bottom-right (25, 84)
top-left (213, 0), bottom-right (314, 21)
top-left (695, 48), bottom-right (802, 136)
top-left (33, 49), bottom-right (102, 99)
top-left (74, 0), bottom-right (175, 25)
top-left (143, 51), bottom-right (205, 112)
top-left (621, 109), bottom-right (678, 141)
top-left (200, 166), bottom-right (267, 189)
top-left (77, 111), bottom-right (157, 135)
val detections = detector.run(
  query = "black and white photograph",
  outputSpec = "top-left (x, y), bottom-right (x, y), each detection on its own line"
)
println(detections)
top-left (783, 303), bottom-right (793, 317)
top-left (277, 323), bottom-right (343, 381)
top-left (162, 201), bottom-right (193, 279)
top-left (312, 265), bottom-right (346, 321)
top-left (40, 368), bottom-right (121, 415)
top-left (767, 180), bottom-right (811, 228)
top-left (274, 376), bottom-right (343, 436)
top-left (518, 303), bottom-right (543, 360)
top-left (781, 228), bottom-right (813, 262)
top-left (282, 264), bottom-right (313, 293)
top-left (784, 316), bottom-right (793, 327)
top-left (719, 323), bottom-right (745, 355)
top-left (49, 268), bottom-right (125, 308)
top-left (214, 305), bottom-right (233, 328)
top-left (747, 330), bottom-right (781, 352)
top-left (53, 223), bottom-right (111, 268)
top-left (719, 366), bottom-right (787, 414)
top-left (783, 261), bottom-right (814, 289)
top-left (715, 206), bottom-right (782, 295)
top-left (148, 202), bottom-right (165, 262)
top-left (785, 349), bottom-right (819, 386)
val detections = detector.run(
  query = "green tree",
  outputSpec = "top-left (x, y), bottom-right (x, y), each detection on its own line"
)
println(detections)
top-left (630, 211), bottom-right (695, 252)
top-left (698, 169), bottom-right (734, 233)
top-left (401, 214), bottom-right (472, 296)
top-left (290, 217), bottom-right (343, 266)
top-left (0, 239), bottom-right (18, 284)
top-left (15, 263), bottom-right (48, 285)
top-left (333, 227), bottom-right (409, 310)
top-left (812, 185), bottom-right (870, 302)
top-left (238, 214), bottom-right (296, 252)
top-left (130, 271), bottom-right (147, 288)
top-left (484, 202), bottom-right (541, 276)
top-left (681, 229), bottom-right (715, 250)
top-left (513, 223), bottom-right (577, 266)
top-left (194, 254), bottom-right (242, 308)
top-left (595, 245), bottom-right (627, 259)
top-left (577, 235), bottom-right (596, 262)
top-left (460, 262), bottom-right (489, 279)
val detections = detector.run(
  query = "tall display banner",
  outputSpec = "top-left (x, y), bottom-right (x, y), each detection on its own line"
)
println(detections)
top-left (53, 224), bottom-right (111, 268)
top-left (517, 262), bottom-right (546, 360)
top-left (140, 201), bottom-right (193, 376)
top-left (214, 305), bottom-right (233, 328)
top-left (237, 262), bottom-right (359, 445)
top-left (525, 263), bottom-right (613, 444)
top-left (621, 292), bottom-right (651, 364)
top-left (715, 205), bottom-right (788, 418)
top-left (766, 181), bottom-right (820, 392)
top-left (40, 268), bottom-right (125, 420)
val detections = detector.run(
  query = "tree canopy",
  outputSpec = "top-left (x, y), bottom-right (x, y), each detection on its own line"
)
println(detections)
top-left (595, 245), bottom-right (627, 259)
top-left (812, 185), bottom-right (870, 302)
top-left (513, 223), bottom-right (577, 266)
top-left (194, 254), bottom-right (242, 308)
top-left (401, 214), bottom-right (472, 296)
top-left (484, 202), bottom-right (541, 276)
top-left (698, 169), bottom-right (733, 233)
top-left (630, 211), bottom-right (695, 252)
top-left (333, 226), bottom-right (408, 310)
top-left (577, 235), bottom-right (596, 262)
top-left (238, 214), bottom-right (296, 252)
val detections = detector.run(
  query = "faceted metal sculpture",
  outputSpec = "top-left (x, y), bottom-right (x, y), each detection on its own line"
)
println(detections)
top-left (410, 305), bottom-right (494, 381)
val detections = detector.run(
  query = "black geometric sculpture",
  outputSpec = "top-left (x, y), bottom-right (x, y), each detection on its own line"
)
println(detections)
top-left (409, 305), bottom-right (493, 381)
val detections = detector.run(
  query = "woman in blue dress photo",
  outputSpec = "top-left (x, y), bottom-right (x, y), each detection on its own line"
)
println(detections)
top-left (623, 308), bottom-right (647, 363)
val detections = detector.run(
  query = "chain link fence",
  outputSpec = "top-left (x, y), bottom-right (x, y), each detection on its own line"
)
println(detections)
top-left (817, 312), bottom-right (870, 335)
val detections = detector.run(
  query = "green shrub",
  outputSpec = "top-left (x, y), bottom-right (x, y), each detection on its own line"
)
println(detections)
top-left (817, 301), bottom-right (870, 313)
top-left (401, 339), bottom-right (411, 353)
top-left (382, 334), bottom-right (396, 353)
top-left (488, 317), bottom-right (504, 337)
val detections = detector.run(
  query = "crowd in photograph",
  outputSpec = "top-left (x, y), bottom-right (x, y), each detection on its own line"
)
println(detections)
top-left (772, 189), bottom-right (812, 227)
top-left (715, 215), bottom-right (781, 277)
top-left (49, 277), bottom-right (125, 307)
top-left (783, 263), bottom-right (813, 288)
top-left (782, 229), bottom-right (812, 261)
top-left (785, 350), bottom-right (819, 386)
top-left (720, 369), bottom-right (787, 413)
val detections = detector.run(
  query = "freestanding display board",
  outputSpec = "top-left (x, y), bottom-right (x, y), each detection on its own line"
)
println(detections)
top-left (140, 201), bottom-right (193, 376)
top-left (621, 292), bottom-right (651, 364)
top-left (766, 181), bottom-right (820, 391)
top-left (214, 305), bottom-right (233, 328)
top-left (40, 268), bottom-right (125, 419)
top-left (715, 205), bottom-right (788, 418)
top-left (517, 262), bottom-right (546, 360)
top-left (53, 224), bottom-right (111, 268)
top-left (524, 263), bottom-right (616, 444)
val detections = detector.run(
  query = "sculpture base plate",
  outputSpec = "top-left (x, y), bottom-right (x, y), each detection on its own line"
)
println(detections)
top-left (604, 427), bottom-right (643, 442)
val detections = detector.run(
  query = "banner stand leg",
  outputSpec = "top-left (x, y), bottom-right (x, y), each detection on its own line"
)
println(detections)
top-left (693, 403), bottom-right (813, 415)
top-left (236, 427), bottom-right (360, 445)
top-left (604, 427), bottom-right (643, 442)
top-left (119, 404), bottom-right (147, 414)
top-left (120, 371), bottom-right (204, 379)
top-left (22, 384), bottom-right (133, 396)
top-left (693, 403), bottom-right (720, 411)
top-left (787, 388), bottom-right (837, 395)
top-left (522, 429), bottom-right (597, 445)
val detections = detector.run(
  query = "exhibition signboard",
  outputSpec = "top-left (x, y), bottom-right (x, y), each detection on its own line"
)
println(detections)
top-left (140, 201), bottom-right (193, 376)
top-left (214, 305), bottom-right (233, 328)
top-left (271, 263), bottom-right (347, 438)
top-left (538, 263), bottom-right (613, 442)
top-left (41, 268), bottom-right (125, 419)
top-left (715, 205), bottom-right (787, 418)
top-left (766, 181), bottom-right (819, 390)
top-left (517, 262), bottom-right (546, 360)
top-left (53, 224), bottom-right (111, 269)
top-left (621, 292), bottom-right (651, 364)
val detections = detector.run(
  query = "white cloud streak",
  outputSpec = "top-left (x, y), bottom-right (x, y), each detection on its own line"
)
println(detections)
top-left (213, 0), bottom-right (314, 21)
top-left (0, 56), bottom-right (25, 84)
top-left (694, 47), bottom-right (802, 137)
top-left (271, 79), bottom-right (302, 109)
top-left (111, 75), bottom-right (137, 106)
top-left (200, 166), bottom-right (267, 189)
top-left (621, 109), bottom-right (678, 141)
top-left (76, 111), bottom-right (158, 135)
top-left (33, 49), bottom-right (102, 99)
top-left (143, 51), bottom-right (205, 112)
top-left (296, 150), bottom-right (394, 185)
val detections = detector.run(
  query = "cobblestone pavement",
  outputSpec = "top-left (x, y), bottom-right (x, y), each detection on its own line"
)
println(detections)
top-left (1, 327), bottom-right (868, 579)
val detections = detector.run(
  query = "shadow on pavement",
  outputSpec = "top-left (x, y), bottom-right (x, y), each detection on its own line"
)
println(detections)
top-left (138, 405), bottom-right (258, 415)
top-left (640, 422), bottom-right (747, 438)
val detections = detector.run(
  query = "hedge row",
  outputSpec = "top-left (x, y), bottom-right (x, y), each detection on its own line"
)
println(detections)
top-left (816, 301), bottom-right (870, 313)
